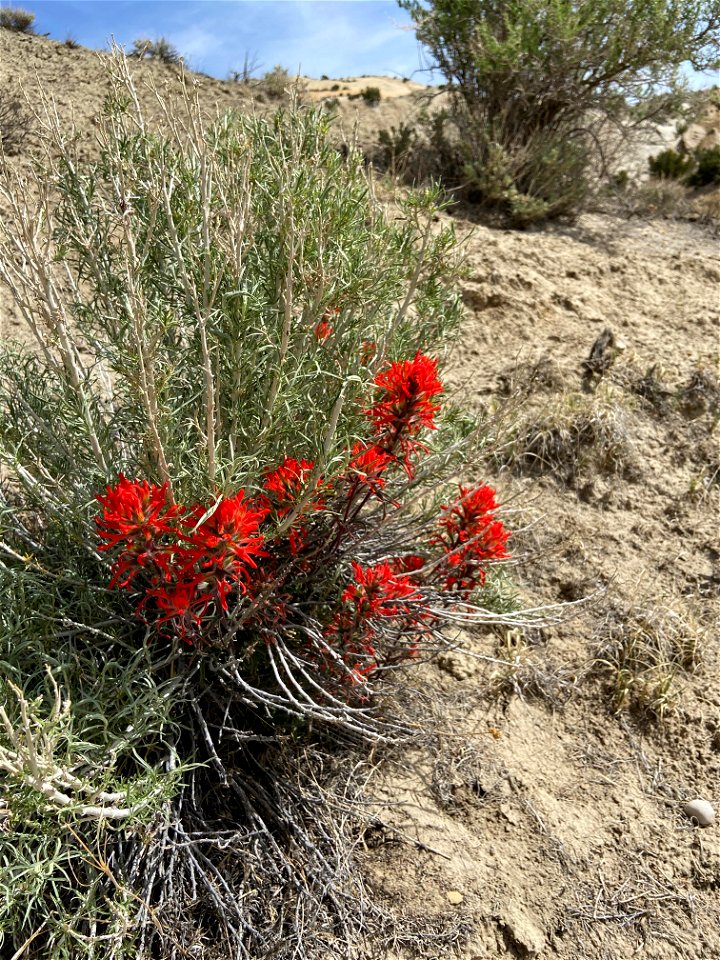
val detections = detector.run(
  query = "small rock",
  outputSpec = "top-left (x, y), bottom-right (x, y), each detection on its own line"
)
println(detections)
top-left (683, 798), bottom-right (715, 827)
top-left (497, 904), bottom-right (546, 956)
top-left (446, 890), bottom-right (464, 905)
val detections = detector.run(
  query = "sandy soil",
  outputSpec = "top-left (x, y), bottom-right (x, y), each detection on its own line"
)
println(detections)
top-left (1, 29), bottom-right (719, 960)
top-left (360, 211), bottom-right (719, 959)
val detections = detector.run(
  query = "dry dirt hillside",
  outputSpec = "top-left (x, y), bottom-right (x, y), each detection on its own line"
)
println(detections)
top-left (1, 29), bottom-right (719, 960)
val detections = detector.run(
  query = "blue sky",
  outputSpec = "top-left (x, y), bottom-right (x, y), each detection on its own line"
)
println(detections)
top-left (18, 1), bottom-right (429, 80)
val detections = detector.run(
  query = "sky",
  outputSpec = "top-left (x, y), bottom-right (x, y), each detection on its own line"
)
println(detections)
top-left (16, 1), bottom-right (431, 81)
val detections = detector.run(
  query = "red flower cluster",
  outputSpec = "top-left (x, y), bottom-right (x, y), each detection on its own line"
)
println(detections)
top-left (315, 306), bottom-right (340, 343)
top-left (262, 456), bottom-right (325, 557)
top-left (342, 561), bottom-right (420, 619)
top-left (96, 474), bottom-right (181, 587)
top-left (347, 441), bottom-right (393, 495)
top-left (96, 477), bottom-right (267, 634)
top-left (326, 561), bottom-right (421, 685)
top-left (366, 351), bottom-right (443, 476)
top-left (263, 457), bottom-right (317, 517)
top-left (432, 484), bottom-right (510, 594)
top-left (97, 353), bottom-right (511, 696)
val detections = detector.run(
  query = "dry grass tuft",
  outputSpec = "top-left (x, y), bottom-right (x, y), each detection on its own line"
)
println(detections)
top-left (0, 89), bottom-right (31, 156)
top-left (488, 626), bottom-right (577, 705)
top-left (495, 388), bottom-right (636, 485)
top-left (680, 366), bottom-right (720, 419)
top-left (622, 179), bottom-right (695, 220)
top-left (592, 597), bottom-right (707, 717)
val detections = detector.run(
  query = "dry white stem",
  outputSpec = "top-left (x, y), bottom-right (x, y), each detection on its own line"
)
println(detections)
top-left (375, 213), bottom-right (434, 371)
top-left (0, 672), bottom-right (155, 821)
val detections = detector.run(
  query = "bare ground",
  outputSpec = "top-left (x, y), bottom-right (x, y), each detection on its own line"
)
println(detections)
top-left (359, 211), bottom-right (719, 959)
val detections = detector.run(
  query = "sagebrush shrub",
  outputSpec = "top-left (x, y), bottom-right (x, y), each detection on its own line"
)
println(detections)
top-left (400, 0), bottom-right (720, 221)
top-left (262, 63), bottom-right (293, 98)
top-left (0, 51), bottom-right (518, 959)
top-left (0, 5), bottom-right (35, 31)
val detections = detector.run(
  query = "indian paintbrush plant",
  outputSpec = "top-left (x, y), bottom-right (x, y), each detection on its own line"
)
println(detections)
top-left (0, 50), bottom-right (519, 959)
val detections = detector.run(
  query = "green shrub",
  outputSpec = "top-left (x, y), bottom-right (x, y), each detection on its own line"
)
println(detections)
top-left (0, 49), bottom-right (516, 959)
top-left (131, 36), bottom-right (182, 64)
top-left (687, 145), bottom-right (720, 186)
top-left (262, 63), bottom-right (292, 98)
top-left (378, 122), bottom-right (418, 174)
top-left (361, 85), bottom-right (382, 104)
top-left (400, 0), bottom-right (720, 221)
top-left (612, 169), bottom-right (630, 190)
top-left (0, 6), bottom-right (35, 32)
top-left (648, 148), bottom-right (694, 180)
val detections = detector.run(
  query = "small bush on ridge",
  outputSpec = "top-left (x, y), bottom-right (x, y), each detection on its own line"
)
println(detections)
top-left (131, 35), bottom-right (182, 64)
top-left (0, 6), bottom-right (35, 32)
top-left (262, 63), bottom-right (293, 98)
top-left (361, 85), bottom-right (382, 104)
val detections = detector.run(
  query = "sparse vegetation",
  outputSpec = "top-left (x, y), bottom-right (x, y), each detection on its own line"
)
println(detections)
top-left (400, 0), bottom-right (720, 221)
top-left (0, 90), bottom-right (31, 156)
top-left (0, 6), bottom-right (35, 32)
top-left (0, 16), bottom-right (719, 960)
top-left (229, 51), bottom-right (262, 83)
top-left (624, 178), bottom-right (695, 219)
top-left (593, 599), bottom-right (705, 717)
top-left (496, 388), bottom-right (635, 485)
top-left (648, 147), bottom-right (694, 180)
top-left (130, 36), bottom-right (182, 64)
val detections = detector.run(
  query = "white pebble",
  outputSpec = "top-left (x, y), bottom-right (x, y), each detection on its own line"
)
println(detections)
top-left (683, 799), bottom-right (715, 827)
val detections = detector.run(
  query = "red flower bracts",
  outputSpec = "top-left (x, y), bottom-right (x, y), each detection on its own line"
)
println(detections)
top-left (184, 493), bottom-right (268, 567)
top-left (96, 474), bottom-right (182, 587)
top-left (325, 561), bottom-right (423, 686)
top-left (432, 484), bottom-right (510, 594)
top-left (366, 352), bottom-right (443, 476)
top-left (347, 441), bottom-right (393, 494)
top-left (314, 306), bottom-right (339, 342)
top-left (342, 561), bottom-right (420, 620)
top-left (96, 354), bottom-right (510, 690)
top-left (96, 477), bottom-right (268, 635)
top-left (263, 457), bottom-right (317, 517)
top-left (96, 474), bottom-right (180, 550)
